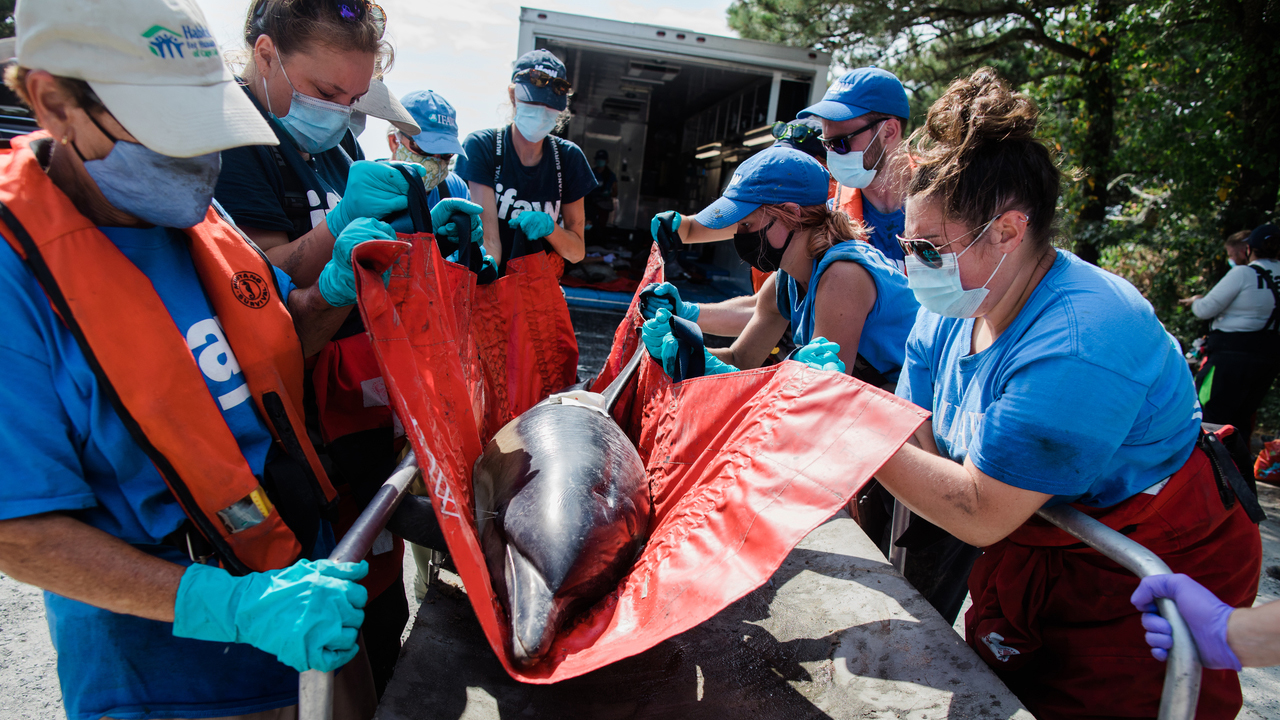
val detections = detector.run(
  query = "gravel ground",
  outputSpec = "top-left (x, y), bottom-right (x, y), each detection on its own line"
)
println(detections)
top-left (3, 304), bottom-right (1277, 718)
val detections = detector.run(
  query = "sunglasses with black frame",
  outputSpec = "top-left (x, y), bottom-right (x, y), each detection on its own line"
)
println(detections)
top-left (820, 120), bottom-right (884, 156)
top-left (513, 69), bottom-right (573, 97)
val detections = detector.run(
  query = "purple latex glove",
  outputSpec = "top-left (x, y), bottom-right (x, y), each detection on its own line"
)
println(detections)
top-left (1130, 573), bottom-right (1241, 671)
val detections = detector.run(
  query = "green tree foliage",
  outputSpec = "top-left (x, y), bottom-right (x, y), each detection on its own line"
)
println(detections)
top-left (728, 0), bottom-right (1280, 432)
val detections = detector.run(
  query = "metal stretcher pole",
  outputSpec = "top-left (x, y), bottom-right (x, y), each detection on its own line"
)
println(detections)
top-left (888, 499), bottom-right (910, 575)
top-left (299, 449), bottom-right (421, 720)
top-left (1036, 505), bottom-right (1202, 720)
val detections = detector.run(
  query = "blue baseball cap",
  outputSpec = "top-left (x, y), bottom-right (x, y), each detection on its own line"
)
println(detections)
top-left (400, 90), bottom-right (464, 156)
top-left (798, 67), bottom-right (909, 123)
top-left (693, 146), bottom-right (831, 230)
top-left (512, 49), bottom-right (569, 112)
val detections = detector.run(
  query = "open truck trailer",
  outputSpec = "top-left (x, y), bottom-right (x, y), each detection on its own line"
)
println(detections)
top-left (520, 8), bottom-right (832, 307)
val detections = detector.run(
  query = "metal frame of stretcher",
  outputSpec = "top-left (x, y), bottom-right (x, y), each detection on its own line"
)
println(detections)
top-left (889, 498), bottom-right (1203, 720)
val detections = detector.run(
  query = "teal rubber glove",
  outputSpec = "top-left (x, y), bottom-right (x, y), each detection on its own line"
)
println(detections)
top-left (172, 559), bottom-right (369, 673)
top-left (641, 309), bottom-right (674, 365)
top-left (326, 161), bottom-right (424, 238)
top-left (701, 347), bottom-right (738, 376)
top-left (430, 197), bottom-right (484, 250)
top-left (318, 217), bottom-right (396, 307)
top-left (509, 210), bottom-right (557, 240)
top-left (794, 337), bottom-right (846, 373)
top-left (639, 282), bottom-right (700, 322)
top-left (650, 210), bottom-right (681, 245)
top-left (642, 309), bottom-right (738, 378)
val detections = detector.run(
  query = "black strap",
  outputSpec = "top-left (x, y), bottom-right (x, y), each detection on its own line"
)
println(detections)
top-left (0, 203), bottom-right (250, 574)
top-left (1249, 264), bottom-right (1280, 333)
top-left (1198, 429), bottom-right (1266, 523)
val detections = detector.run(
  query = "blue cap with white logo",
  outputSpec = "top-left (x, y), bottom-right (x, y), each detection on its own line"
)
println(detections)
top-left (693, 146), bottom-right (831, 230)
top-left (512, 49), bottom-right (569, 112)
top-left (798, 67), bottom-right (909, 123)
top-left (401, 90), bottom-right (464, 156)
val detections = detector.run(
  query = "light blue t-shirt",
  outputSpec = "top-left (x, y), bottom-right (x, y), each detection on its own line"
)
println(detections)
top-left (427, 171), bottom-right (471, 208)
top-left (0, 225), bottom-right (318, 720)
top-left (776, 239), bottom-right (918, 383)
top-left (895, 250), bottom-right (1202, 508)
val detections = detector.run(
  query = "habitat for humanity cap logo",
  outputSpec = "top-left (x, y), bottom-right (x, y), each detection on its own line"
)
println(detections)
top-left (142, 23), bottom-right (219, 59)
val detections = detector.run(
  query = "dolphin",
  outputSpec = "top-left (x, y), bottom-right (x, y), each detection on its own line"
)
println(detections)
top-left (473, 349), bottom-right (649, 667)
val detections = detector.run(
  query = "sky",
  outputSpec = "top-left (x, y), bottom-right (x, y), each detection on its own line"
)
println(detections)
top-left (198, 0), bottom-right (739, 160)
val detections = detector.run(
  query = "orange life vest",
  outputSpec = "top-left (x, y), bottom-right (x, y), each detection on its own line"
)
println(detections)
top-left (0, 132), bottom-right (336, 575)
top-left (830, 182), bottom-right (865, 224)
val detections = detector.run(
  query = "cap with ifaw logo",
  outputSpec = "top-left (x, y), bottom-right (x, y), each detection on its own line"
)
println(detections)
top-left (14, 0), bottom-right (277, 157)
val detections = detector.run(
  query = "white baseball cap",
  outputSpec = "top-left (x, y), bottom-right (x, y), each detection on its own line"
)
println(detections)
top-left (353, 79), bottom-right (420, 137)
top-left (15, 0), bottom-right (277, 158)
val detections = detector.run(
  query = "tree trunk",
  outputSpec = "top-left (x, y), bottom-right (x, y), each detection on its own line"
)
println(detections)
top-left (1222, 0), bottom-right (1280, 232)
top-left (1072, 0), bottom-right (1117, 265)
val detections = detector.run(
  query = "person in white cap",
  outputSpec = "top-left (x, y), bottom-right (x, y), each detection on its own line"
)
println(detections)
top-left (0, 1), bottom-right (396, 718)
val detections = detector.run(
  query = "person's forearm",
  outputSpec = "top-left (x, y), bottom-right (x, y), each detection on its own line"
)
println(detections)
top-left (266, 223), bottom-right (337, 289)
top-left (0, 513), bottom-right (184, 622)
top-left (697, 295), bottom-right (757, 337)
top-left (875, 443), bottom-right (1050, 547)
top-left (1227, 601), bottom-right (1280, 667)
top-left (545, 224), bottom-right (586, 263)
top-left (288, 285), bottom-right (353, 357)
top-left (1190, 275), bottom-right (1240, 319)
top-left (681, 217), bottom-right (734, 245)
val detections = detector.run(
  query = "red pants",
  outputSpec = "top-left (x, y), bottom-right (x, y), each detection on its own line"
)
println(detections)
top-left (966, 447), bottom-right (1261, 720)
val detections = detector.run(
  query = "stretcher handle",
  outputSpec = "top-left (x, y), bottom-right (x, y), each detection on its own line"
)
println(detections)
top-left (299, 449), bottom-right (421, 720)
top-left (1036, 505), bottom-right (1201, 720)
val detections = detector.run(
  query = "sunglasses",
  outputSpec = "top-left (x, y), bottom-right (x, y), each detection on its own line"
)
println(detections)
top-left (771, 121), bottom-right (820, 144)
top-left (820, 120), bottom-right (883, 155)
top-left (253, 1), bottom-right (386, 38)
top-left (897, 214), bottom-right (1007, 269)
top-left (514, 69), bottom-right (573, 96)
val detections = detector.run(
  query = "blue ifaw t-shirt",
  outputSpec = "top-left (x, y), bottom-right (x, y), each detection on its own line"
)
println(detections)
top-left (895, 250), bottom-right (1203, 508)
top-left (0, 225), bottom-right (318, 720)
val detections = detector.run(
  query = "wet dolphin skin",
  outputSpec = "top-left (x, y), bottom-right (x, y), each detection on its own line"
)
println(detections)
top-left (473, 392), bottom-right (650, 666)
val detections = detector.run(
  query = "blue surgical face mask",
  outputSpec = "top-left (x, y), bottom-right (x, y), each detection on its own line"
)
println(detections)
top-left (904, 217), bottom-right (1006, 318)
top-left (75, 114), bottom-right (220, 228)
top-left (827, 121), bottom-right (885, 189)
top-left (266, 46), bottom-right (352, 154)
top-left (513, 101), bottom-right (559, 144)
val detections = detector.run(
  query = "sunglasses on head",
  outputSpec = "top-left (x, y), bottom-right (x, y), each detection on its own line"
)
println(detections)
top-left (514, 69), bottom-right (573, 96)
top-left (820, 120), bottom-right (883, 155)
top-left (771, 121), bottom-right (819, 143)
top-left (253, 0), bottom-right (386, 38)
top-left (897, 214), bottom-right (1013, 269)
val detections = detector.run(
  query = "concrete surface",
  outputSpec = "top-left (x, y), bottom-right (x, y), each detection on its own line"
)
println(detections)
top-left (375, 515), bottom-right (1035, 720)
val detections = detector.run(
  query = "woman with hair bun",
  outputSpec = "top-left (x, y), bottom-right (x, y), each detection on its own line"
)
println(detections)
top-left (872, 68), bottom-right (1260, 718)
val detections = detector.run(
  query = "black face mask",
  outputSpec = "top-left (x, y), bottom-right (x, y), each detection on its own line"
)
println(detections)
top-left (733, 220), bottom-right (795, 273)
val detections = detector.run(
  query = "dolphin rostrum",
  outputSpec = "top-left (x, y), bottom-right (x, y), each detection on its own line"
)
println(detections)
top-left (473, 349), bottom-right (650, 667)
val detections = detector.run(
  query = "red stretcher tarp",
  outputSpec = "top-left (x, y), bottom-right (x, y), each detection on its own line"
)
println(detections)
top-left (352, 237), bottom-right (928, 683)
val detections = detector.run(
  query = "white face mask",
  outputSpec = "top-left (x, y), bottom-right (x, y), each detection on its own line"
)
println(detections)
top-left (827, 121), bottom-right (885, 189)
top-left (513, 101), bottom-right (559, 143)
top-left (905, 217), bottom-right (1007, 318)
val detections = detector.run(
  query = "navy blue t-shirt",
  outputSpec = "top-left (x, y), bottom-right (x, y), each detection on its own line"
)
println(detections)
top-left (456, 126), bottom-right (596, 262)
top-left (0, 225), bottom-right (326, 719)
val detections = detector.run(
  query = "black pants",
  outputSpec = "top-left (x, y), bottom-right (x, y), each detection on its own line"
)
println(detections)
top-left (857, 482), bottom-right (981, 624)
top-left (362, 571), bottom-right (409, 698)
top-left (1196, 348), bottom-right (1280, 448)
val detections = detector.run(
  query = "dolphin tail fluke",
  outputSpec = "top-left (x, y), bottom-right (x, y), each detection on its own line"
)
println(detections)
top-left (504, 543), bottom-right (559, 667)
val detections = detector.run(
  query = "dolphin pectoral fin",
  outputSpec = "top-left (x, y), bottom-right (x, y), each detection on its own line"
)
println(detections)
top-left (504, 542), bottom-right (559, 666)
